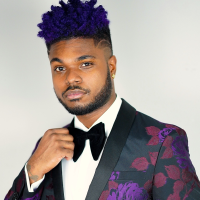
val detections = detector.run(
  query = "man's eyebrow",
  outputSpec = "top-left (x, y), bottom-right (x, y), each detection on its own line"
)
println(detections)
top-left (50, 58), bottom-right (63, 64)
top-left (76, 55), bottom-right (96, 61)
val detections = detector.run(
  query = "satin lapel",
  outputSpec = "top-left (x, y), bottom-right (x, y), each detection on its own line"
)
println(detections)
top-left (85, 99), bottom-right (136, 200)
top-left (52, 162), bottom-right (65, 200)
top-left (52, 119), bottom-right (74, 200)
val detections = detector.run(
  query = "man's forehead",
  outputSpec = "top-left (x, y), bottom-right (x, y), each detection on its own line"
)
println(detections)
top-left (48, 38), bottom-right (111, 62)
top-left (50, 38), bottom-right (96, 53)
top-left (48, 38), bottom-right (106, 62)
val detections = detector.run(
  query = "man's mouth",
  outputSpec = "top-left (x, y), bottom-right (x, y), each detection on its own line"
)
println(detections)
top-left (64, 89), bottom-right (87, 100)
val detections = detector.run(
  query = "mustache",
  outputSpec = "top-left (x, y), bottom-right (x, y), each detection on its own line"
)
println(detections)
top-left (62, 85), bottom-right (90, 97)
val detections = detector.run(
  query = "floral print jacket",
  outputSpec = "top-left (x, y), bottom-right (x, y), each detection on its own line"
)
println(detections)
top-left (5, 99), bottom-right (200, 200)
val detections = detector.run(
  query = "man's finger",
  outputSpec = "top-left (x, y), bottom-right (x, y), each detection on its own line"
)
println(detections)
top-left (57, 140), bottom-right (75, 150)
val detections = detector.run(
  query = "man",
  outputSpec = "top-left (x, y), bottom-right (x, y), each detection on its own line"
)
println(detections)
top-left (5, 0), bottom-right (200, 199)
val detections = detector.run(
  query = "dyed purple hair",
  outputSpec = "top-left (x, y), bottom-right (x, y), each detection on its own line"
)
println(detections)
top-left (37, 0), bottom-right (113, 54)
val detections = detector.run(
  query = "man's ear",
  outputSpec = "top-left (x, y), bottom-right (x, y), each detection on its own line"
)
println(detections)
top-left (108, 55), bottom-right (117, 77)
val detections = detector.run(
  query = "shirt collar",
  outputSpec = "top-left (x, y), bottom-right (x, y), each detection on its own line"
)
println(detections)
top-left (74, 95), bottom-right (122, 137)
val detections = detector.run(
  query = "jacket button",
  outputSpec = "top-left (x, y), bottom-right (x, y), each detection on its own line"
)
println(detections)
top-left (12, 192), bottom-right (19, 200)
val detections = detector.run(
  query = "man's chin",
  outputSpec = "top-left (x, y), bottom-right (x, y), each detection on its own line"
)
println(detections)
top-left (63, 105), bottom-right (92, 116)
top-left (58, 98), bottom-right (91, 115)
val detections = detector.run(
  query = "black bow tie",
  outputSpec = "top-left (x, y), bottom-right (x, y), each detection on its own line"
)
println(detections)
top-left (68, 122), bottom-right (106, 162)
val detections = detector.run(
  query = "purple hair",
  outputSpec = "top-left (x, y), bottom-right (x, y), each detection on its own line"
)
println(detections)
top-left (37, 0), bottom-right (112, 53)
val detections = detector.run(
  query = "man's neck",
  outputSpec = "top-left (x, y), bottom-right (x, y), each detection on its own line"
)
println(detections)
top-left (76, 94), bottom-right (116, 129)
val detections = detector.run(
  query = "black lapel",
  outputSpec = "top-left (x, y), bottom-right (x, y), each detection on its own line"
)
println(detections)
top-left (52, 162), bottom-right (65, 200)
top-left (85, 99), bottom-right (136, 200)
top-left (52, 119), bottom-right (74, 200)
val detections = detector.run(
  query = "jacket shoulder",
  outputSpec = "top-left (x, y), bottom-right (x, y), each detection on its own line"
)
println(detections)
top-left (135, 110), bottom-right (184, 132)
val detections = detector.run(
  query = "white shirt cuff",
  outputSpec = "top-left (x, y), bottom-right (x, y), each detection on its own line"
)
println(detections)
top-left (24, 163), bottom-right (45, 192)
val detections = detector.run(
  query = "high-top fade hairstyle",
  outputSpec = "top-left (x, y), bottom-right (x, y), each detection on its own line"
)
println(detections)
top-left (37, 0), bottom-right (113, 55)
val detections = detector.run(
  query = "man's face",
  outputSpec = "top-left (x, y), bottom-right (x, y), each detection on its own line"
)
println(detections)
top-left (48, 38), bottom-right (116, 115)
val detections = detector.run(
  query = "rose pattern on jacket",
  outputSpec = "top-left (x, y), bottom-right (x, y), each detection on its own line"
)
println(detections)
top-left (172, 135), bottom-right (194, 171)
top-left (128, 123), bottom-right (200, 200)
top-left (107, 181), bottom-right (149, 200)
top-left (109, 172), bottom-right (120, 181)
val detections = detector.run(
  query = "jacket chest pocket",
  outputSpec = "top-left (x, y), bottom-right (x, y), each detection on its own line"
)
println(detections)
top-left (109, 171), bottom-right (147, 182)
top-left (100, 172), bottom-right (151, 200)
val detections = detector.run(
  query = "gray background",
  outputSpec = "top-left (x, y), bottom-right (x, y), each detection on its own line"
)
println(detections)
top-left (1, 0), bottom-right (200, 198)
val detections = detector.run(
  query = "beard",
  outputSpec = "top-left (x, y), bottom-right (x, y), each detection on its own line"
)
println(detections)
top-left (55, 66), bottom-right (113, 115)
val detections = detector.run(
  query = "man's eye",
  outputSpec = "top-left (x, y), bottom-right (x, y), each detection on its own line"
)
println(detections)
top-left (55, 67), bottom-right (64, 71)
top-left (82, 62), bottom-right (92, 67)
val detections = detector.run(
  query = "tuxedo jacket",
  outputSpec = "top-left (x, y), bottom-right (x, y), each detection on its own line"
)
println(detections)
top-left (5, 99), bottom-right (200, 200)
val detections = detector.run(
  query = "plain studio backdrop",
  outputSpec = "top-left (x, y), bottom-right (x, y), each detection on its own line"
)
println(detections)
top-left (1, 0), bottom-right (200, 198)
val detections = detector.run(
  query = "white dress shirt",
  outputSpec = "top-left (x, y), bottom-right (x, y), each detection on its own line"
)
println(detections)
top-left (25, 95), bottom-right (122, 199)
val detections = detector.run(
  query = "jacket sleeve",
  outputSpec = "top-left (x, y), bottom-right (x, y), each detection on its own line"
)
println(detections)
top-left (4, 166), bottom-right (45, 200)
top-left (152, 127), bottom-right (200, 199)
top-left (4, 138), bottom-right (45, 200)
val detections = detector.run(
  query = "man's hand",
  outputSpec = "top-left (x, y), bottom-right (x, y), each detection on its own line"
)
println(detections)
top-left (27, 128), bottom-right (74, 184)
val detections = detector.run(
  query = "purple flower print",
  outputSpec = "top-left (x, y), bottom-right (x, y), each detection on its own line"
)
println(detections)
top-left (146, 126), bottom-right (175, 146)
top-left (22, 194), bottom-right (40, 200)
top-left (172, 136), bottom-right (194, 171)
top-left (107, 181), bottom-right (149, 200)
top-left (109, 172), bottom-right (120, 181)
top-left (158, 128), bottom-right (174, 143)
top-left (172, 135), bottom-right (188, 157)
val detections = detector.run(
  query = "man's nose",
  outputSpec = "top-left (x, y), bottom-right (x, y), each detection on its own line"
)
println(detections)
top-left (65, 69), bottom-right (82, 85)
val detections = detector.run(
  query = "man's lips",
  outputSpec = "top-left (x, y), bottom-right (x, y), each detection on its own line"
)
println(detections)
top-left (64, 89), bottom-right (87, 100)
